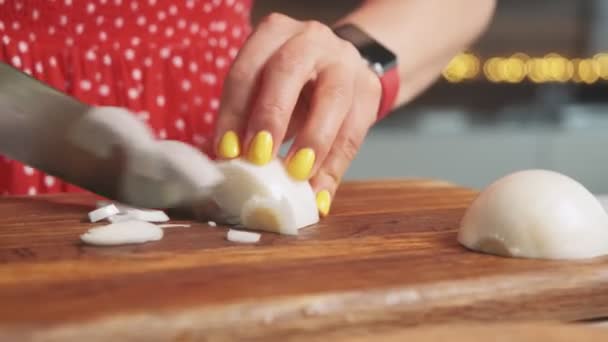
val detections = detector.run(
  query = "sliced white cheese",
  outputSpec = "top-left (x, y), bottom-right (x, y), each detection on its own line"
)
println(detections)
top-left (80, 220), bottom-right (163, 246)
top-left (226, 229), bottom-right (261, 243)
top-left (88, 204), bottom-right (120, 223)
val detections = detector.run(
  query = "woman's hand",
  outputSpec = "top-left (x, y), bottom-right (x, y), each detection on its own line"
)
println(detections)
top-left (213, 13), bottom-right (382, 217)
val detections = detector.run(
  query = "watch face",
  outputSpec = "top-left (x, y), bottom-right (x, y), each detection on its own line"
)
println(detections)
top-left (333, 24), bottom-right (397, 74)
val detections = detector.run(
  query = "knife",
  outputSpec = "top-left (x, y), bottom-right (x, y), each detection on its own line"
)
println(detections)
top-left (0, 62), bottom-right (223, 209)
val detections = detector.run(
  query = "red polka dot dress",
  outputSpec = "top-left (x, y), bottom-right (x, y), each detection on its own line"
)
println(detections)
top-left (0, 0), bottom-right (252, 196)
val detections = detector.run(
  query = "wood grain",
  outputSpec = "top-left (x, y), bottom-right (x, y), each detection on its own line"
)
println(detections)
top-left (1, 179), bottom-right (608, 341)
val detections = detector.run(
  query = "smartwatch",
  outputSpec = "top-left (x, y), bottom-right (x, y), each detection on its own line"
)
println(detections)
top-left (333, 23), bottom-right (399, 121)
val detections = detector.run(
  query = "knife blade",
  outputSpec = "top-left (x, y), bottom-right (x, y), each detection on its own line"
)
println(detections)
top-left (0, 62), bottom-right (223, 209)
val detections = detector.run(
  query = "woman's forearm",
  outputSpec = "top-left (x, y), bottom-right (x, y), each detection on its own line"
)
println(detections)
top-left (337, 0), bottom-right (497, 107)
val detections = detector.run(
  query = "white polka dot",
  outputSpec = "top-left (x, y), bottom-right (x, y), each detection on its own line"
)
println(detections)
top-left (226, 0), bottom-right (235, 6)
top-left (159, 47), bottom-right (170, 59)
top-left (0, 21), bottom-right (4, 31)
top-left (44, 175), bottom-right (55, 187)
top-left (215, 57), bottom-right (227, 68)
top-left (49, 56), bottom-right (57, 67)
top-left (157, 11), bottom-right (166, 21)
top-left (32, 9), bottom-right (40, 21)
top-left (156, 95), bottom-right (165, 107)
top-left (172, 55), bottom-right (183, 68)
top-left (103, 54), bottom-right (112, 66)
top-left (232, 27), bottom-right (242, 38)
top-left (99, 84), bottom-right (110, 96)
top-left (59, 15), bottom-right (68, 26)
top-left (229, 47), bottom-right (238, 59)
top-left (100, 0), bottom-right (108, 4)
top-left (94, 72), bottom-right (102, 81)
top-left (80, 80), bottom-right (92, 91)
top-left (124, 49), bottom-right (135, 60)
top-left (203, 3), bottom-right (212, 12)
top-left (177, 19), bottom-right (186, 29)
top-left (234, 2), bottom-right (244, 12)
top-left (193, 134), bottom-right (206, 146)
top-left (182, 37), bottom-right (191, 46)
top-left (28, 187), bottom-right (37, 196)
top-left (209, 37), bottom-right (218, 47)
top-left (136, 16), bottom-right (146, 26)
top-left (175, 118), bottom-right (185, 131)
top-left (14, 2), bottom-right (23, 11)
top-left (131, 36), bottom-right (141, 46)
top-left (23, 68), bottom-right (32, 76)
top-left (181, 79), bottom-right (191, 91)
top-left (85, 50), bottom-right (96, 61)
top-left (148, 0), bottom-right (157, 5)
top-left (204, 52), bottom-right (213, 62)
top-left (148, 24), bottom-right (157, 34)
top-left (12, 21), bottom-right (20, 30)
top-left (212, 0), bottom-right (222, 6)
top-left (130, 1), bottom-right (138, 10)
top-left (194, 96), bottom-right (203, 106)
top-left (18, 41), bottom-right (27, 53)
top-left (190, 23), bottom-right (199, 34)
top-left (75, 23), bottom-right (85, 35)
top-left (144, 57), bottom-right (153, 67)
top-left (86, 3), bottom-right (96, 13)
top-left (2, 35), bottom-right (9, 45)
top-left (127, 88), bottom-right (139, 99)
top-left (65, 37), bottom-right (74, 46)
top-left (169, 5), bottom-right (178, 15)
top-left (159, 129), bottom-right (167, 139)
top-left (132, 68), bottom-right (142, 80)
top-left (35, 62), bottom-right (43, 74)
top-left (189, 62), bottom-right (198, 73)
top-left (11, 55), bottom-right (21, 68)
top-left (23, 166), bottom-right (34, 176)
top-left (210, 21), bottom-right (227, 32)
top-left (112, 42), bottom-right (121, 50)
top-left (114, 17), bottom-right (124, 28)
top-left (114, 0), bottom-right (123, 5)
top-left (186, 0), bottom-right (195, 9)
top-left (96, 16), bottom-right (104, 26)
top-left (210, 98), bottom-right (220, 110)
top-left (165, 26), bottom-right (174, 37)
top-left (64, 0), bottom-right (72, 5)
top-left (29, 32), bottom-right (36, 42)
top-left (201, 72), bottom-right (217, 85)
top-left (99, 31), bottom-right (107, 41)
top-left (203, 112), bottom-right (214, 124)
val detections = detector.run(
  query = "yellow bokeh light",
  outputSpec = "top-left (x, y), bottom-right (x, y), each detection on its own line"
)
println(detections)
top-left (483, 57), bottom-right (502, 82)
top-left (503, 57), bottom-right (526, 83)
top-left (594, 53), bottom-right (608, 79)
top-left (578, 59), bottom-right (600, 84)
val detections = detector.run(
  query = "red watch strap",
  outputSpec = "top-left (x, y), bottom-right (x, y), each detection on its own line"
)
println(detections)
top-left (376, 67), bottom-right (400, 121)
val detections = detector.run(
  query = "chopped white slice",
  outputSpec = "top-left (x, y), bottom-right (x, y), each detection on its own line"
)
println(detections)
top-left (208, 221), bottom-right (217, 227)
top-left (124, 208), bottom-right (170, 222)
top-left (80, 221), bottom-right (163, 246)
top-left (107, 213), bottom-right (134, 223)
top-left (88, 204), bottom-right (120, 223)
top-left (158, 224), bottom-right (191, 228)
top-left (226, 229), bottom-right (261, 244)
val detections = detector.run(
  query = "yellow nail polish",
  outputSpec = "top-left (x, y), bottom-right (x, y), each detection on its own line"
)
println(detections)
top-left (247, 131), bottom-right (273, 165)
top-left (316, 190), bottom-right (331, 217)
top-left (287, 148), bottom-right (316, 180)
top-left (218, 130), bottom-right (240, 159)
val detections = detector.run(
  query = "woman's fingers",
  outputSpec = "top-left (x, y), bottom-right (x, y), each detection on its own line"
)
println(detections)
top-left (213, 13), bottom-right (299, 159)
top-left (243, 21), bottom-right (339, 165)
top-left (284, 61), bottom-right (355, 181)
top-left (310, 68), bottom-right (381, 217)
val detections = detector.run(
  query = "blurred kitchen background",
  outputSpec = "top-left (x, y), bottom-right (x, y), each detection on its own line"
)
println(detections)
top-left (255, 1), bottom-right (608, 192)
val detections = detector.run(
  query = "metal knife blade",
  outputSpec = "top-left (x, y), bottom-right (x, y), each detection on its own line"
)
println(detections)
top-left (0, 62), bottom-right (222, 209)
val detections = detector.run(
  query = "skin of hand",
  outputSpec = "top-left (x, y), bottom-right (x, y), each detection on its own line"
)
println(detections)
top-left (213, 0), bottom-right (497, 217)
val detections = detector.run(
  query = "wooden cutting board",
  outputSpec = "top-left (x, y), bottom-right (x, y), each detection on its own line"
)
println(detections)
top-left (1, 179), bottom-right (608, 341)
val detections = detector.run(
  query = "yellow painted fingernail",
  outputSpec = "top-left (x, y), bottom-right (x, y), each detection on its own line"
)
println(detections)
top-left (316, 190), bottom-right (331, 217)
top-left (218, 130), bottom-right (240, 159)
top-left (247, 130), bottom-right (273, 165)
top-left (287, 148), bottom-right (316, 180)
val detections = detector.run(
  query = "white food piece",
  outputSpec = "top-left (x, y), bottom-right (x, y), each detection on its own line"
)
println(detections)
top-left (88, 204), bottom-right (120, 223)
top-left (207, 221), bottom-right (217, 227)
top-left (158, 224), bottom-right (191, 228)
top-left (124, 208), bottom-right (170, 222)
top-left (226, 229), bottom-right (261, 243)
top-left (458, 169), bottom-right (608, 260)
top-left (212, 158), bottom-right (319, 235)
top-left (107, 214), bottom-right (134, 223)
top-left (80, 220), bottom-right (163, 246)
